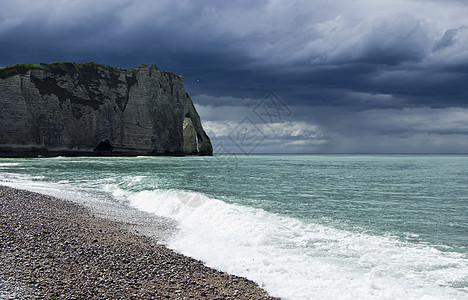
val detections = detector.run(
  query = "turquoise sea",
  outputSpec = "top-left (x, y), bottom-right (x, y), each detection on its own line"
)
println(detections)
top-left (1, 154), bottom-right (467, 299)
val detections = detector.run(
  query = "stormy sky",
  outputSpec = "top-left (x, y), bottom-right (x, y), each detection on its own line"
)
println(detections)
top-left (1, 0), bottom-right (468, 153)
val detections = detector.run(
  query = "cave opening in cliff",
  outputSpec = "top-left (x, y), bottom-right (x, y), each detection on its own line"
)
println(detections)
top-left (94, 140), bottom-right (113, 152)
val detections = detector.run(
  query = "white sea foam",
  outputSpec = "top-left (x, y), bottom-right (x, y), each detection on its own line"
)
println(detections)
top-left (0, 162), bottom-right (20, 167)
top-left (2, 171), bottom-right (467, 299)
top-left (126, 188), bottom-right (468, 300)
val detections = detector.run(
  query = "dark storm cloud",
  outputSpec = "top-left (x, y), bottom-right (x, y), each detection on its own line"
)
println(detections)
top-left (1, 0), bottom-right (468, 152)
top-left (433, 26), bottom-right (468, 54)
top-left (434, 28), bottom-right (459, 52)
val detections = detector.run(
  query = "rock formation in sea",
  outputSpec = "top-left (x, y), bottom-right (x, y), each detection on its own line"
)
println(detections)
top-left (0, 62), bottom-right (212, 157)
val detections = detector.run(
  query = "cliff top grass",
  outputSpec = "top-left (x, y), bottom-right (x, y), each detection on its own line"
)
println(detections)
top-left (0, 62), bottom-right (159, 80)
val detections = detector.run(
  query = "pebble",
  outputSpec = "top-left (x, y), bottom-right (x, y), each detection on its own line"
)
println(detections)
top-left (0, 185), bottom-right (279, 299)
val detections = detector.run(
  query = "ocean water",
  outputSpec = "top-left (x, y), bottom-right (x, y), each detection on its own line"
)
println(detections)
top-left (1, 154), bottom-right (467, 299)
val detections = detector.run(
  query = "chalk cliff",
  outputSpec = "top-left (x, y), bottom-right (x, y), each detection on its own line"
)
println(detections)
top-left (0, 62), bottom-right (212, 157)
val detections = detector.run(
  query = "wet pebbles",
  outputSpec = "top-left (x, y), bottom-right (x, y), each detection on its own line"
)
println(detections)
top-left (0, 186), bottom-right (277, 299)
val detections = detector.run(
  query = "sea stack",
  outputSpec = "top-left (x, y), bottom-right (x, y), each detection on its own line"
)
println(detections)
top-left (0, 62), bottom-right (213, 157)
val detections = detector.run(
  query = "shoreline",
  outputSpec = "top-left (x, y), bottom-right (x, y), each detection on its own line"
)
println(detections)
top-left (0, 185), bottom-right (277, 299)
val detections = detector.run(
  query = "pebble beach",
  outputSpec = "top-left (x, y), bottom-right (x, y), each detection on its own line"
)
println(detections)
top-left (0, 185), bottom-right (277, 299)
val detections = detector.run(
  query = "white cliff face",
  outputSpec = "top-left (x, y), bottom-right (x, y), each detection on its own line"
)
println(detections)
top-left (0, 62), bottom-right (212, 157)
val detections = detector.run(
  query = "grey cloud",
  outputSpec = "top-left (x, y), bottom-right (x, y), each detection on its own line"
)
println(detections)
top-left (358, 108), bottom-right (468, 135)
top-left (1, 0), bottom-right (468, 153)
top-left (324, 133), bottom-right (468, 153)
top-left (299, 14), bottom-right (432, 67)
top-left (433, 28), bottom-right (459, 52)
